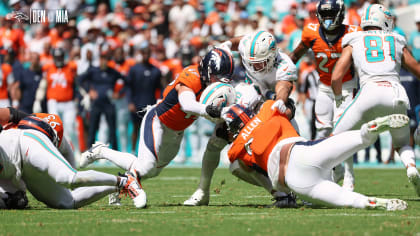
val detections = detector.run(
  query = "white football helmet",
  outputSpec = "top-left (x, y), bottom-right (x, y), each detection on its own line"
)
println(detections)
top-left (361, 4), bottom-right (393, 31)
top-left (241, 31), bottom-right (277, 74)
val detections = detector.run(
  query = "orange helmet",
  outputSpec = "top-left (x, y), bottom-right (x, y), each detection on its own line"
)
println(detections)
top-left (33, 113), bottom-right (64, 147)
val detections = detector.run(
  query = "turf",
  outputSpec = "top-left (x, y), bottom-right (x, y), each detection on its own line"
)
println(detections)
top-left (1, 168), bottom-right (420, 235)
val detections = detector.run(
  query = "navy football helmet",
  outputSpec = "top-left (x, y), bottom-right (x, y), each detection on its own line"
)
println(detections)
top-left (52, 47), bottom-right (66, 68)
top-left (199, 48), bottom-right (234, 86)
top-left (222, 104), bottom-right (255, 137)
top-left (316, 0), bottom-right (345, 31)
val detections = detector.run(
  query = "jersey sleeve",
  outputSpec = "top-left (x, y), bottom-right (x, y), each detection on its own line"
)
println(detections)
top-left (342, 31), bottom-right (360, 48)
top-left (301, 24), bottom-right (318, 48)
top-left (276, 52), bottom-right (298, 82)
top-left (177, 67), bottom-right (202, 94)
top-left (395, 33), bottom-right (407, 48)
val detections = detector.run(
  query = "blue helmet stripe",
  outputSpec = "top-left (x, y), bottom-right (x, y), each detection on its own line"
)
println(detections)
top-left (250, 31), bottom-right (264, 57)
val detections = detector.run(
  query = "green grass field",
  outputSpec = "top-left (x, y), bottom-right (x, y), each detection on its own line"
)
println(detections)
top-left (1, 168), bottom-right (420, 235)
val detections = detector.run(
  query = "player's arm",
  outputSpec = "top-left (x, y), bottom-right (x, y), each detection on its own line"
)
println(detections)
top-left (289, 41), bottom-right (309, 64)
top-left (0, 107), bottom-right (29, 126)
top-left (219, 36), bottom-right (244, 54)
top-left (402, 47), bottom-right (420, 79)
top-left (177, 84), bottom-right (221, 118)
top-left (331, 45), bottom-right (353, 106)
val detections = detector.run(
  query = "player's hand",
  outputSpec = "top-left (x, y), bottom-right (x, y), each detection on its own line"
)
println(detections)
top-left (33, 101), bottom-right (42, 113)
top-left (206, 105), bottom-right (222, 118)
top-left (271, 99), bottom-right (287, 114)
top-left (334, 94), bottom-right (345, 108)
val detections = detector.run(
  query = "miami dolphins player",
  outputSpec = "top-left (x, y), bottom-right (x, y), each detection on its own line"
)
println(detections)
top-left (184, 30), bottom-right (299, 207)
top-left (332, 4), bottom-right (420, 196)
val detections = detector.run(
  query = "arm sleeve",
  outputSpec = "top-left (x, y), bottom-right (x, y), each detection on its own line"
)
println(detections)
top-left (342, 32), bottom-right (358, 48)
top-left (276, 53), bottom-right (298, 82)
top-left (178, 90), bottom-right (207, 116)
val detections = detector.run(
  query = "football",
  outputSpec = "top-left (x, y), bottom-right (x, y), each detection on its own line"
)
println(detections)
top-left (200, 82), bottom-right (236, 109)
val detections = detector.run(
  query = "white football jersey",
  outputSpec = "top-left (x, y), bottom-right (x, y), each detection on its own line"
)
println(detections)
top-left (238, 38), bottom-right (297, 98)
top-left (342, 30), bottom-right (406, 86)
top-left (234, 82), bottom-right (263, 112)
top-left (0, 129), bottom-right (24, 186)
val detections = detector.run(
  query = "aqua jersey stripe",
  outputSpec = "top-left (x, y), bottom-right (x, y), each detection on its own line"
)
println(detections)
top-left (202, 83), bottom-right (231, 104)
top-left (333, 87), bottom-right (363, 131)
top-left (250, 31), bottom-right (264, 57)
top-left (365, 5), bottom-right (372, 21)
top-left (23, 132), bottom-right (77, 173)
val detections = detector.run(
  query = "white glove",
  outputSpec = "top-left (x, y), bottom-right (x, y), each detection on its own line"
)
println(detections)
top-left (271, 99), bottom-right (287, 114)
top-left (33, 101), bottom-right (42, 113)
top-left (334, 94), bottom-right (345, 109)
top-left (81, 94), bottom-right (91, 111)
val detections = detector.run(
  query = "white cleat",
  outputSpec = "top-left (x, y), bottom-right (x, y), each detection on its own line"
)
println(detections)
top-left (183, 189), bottom-right (209, 206)
top-left (367, 197), bottom-right (407, 211)
top-left (79, 141), bottom-right (108, 168)
top-left (342, 173), bottom-right (355, 192)
top-left (121, 171), bottom-right (147, 208)
top-left (366, 114), bottom-right (409, 134)
top-left (109, 192), bottom-right (121, 206)
top-left (407, 166), bottom-right (420, 197)
top-left (332, 165), bottom-right (345, 183)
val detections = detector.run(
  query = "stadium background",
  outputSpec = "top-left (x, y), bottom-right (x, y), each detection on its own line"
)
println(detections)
top-left (0, 0), bottom-right (419, 167)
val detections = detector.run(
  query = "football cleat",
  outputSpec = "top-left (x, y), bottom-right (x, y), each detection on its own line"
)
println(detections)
top-left (183, 189), bottom-right (209, 206)
top-left (108, 192), bottom-right (121, 206)
top-left (366, 197), bottom-right (407, 211)
top-left (407, 166), bottom-right (420, 197)
top-left (120, 171), bottom-right (147, 208)
top-left (79, 141), bottom-right (108, 168)
top-left (366, 114), bottom-right (409, 134)
top-left (271, 193), bottom-right (297, 208)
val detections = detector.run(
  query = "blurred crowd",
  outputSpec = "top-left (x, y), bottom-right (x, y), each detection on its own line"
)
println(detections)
top-left (0, 0), bottom-right (419, 163)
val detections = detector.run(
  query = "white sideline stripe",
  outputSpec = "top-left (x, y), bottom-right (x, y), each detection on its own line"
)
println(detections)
top-left (155, 177), bottom-right (199, 181)
top-left (172, 194), bottom-right (219, 198)
top-left (214, 212), bottom-right (269, 216)
top-left (129, 211), bottom-right (176, 214)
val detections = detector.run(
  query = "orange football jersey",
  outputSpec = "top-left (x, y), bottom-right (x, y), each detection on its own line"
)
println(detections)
top-left (0, 64), bottom-right (13, 99)
top-left (301, 24), bottom-right (361, 85)
top-left (155, 65), bottom-right (203, 131)
top-left (45, 64), bottom-right (77, 102)
top-left (228, 100), bottom-right (300, 172)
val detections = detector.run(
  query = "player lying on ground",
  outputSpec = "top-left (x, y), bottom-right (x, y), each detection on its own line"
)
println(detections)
top-left (79, 48), bottom-right (235, 208)
top-left (184, 30), bottom-right (299, 207)
top-left (0, 107), bottom-right (143, 209)
top-left (331, 4), bottom-right (420, 195)
top-left (224, 100), bottom-right (408, 210)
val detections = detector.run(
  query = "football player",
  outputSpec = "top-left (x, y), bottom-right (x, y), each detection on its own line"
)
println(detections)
top-left (224, 100), bottom-right (409, 210)
top-left (184, 30), bottom-right (299, 207)
top-left (332, 4), bottom-right (420, 196)
top-left (289, 0), bottom-right (361, 189)
top-left (78, 48), bottom-right (235, 208)
top-left (0, 107), bottom-right (144, 209)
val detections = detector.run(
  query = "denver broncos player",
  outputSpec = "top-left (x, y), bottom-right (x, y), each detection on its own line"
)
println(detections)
top-left (33, 47), bottom-right (78, 155)
top-left (290, 0), bottom-right (360, 139)
top-left (289, 0), bottom-right (361, 190)
top-left (225, 100), bottom-right (409, 211)
top-left (78, 48), bottom-right (235, 208)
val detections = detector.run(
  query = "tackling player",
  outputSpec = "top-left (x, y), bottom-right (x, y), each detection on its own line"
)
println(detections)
top-left (225, 100), bottom-right (409, 210)
top-left (0, 107), bottom-right (144, 209)
top-left (289, 0), bottom-right (361, 189)
top-left (184, 30), bottom-right (299, 207)
top-left (332, 4), bottom-right (420, 196)
top-left (78, 48), bottom-right (235, 208)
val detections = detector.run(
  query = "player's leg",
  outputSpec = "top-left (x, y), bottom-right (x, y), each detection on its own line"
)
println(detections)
top-left (184, 123), bottom-right (227, 206)
top-left (314, 87), bottom-right (334, 139)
